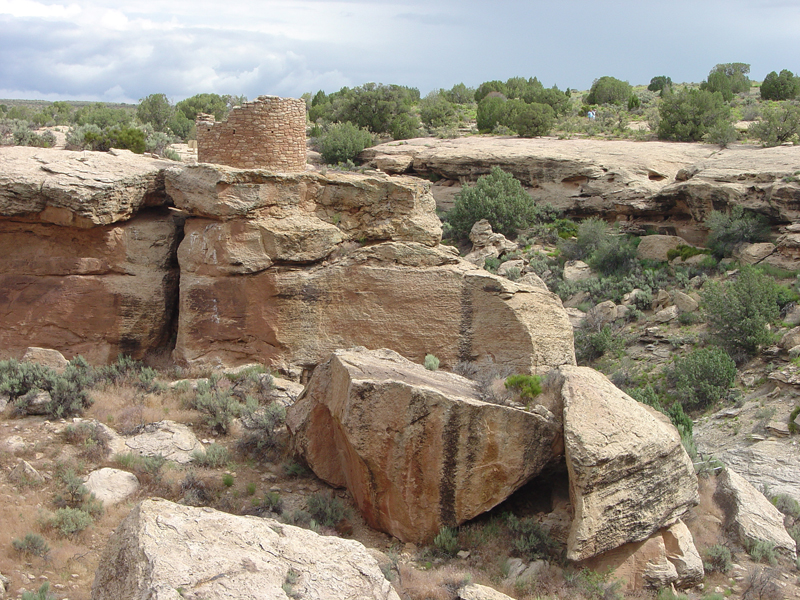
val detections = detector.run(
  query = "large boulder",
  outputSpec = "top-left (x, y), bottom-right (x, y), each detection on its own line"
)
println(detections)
top-left (547, 366), bottom-right (698, 561)
top-left (91, 498), bottom-right (400, 600)
top-left (287, 347), bottom-right (563, 543)
top-left (84, 468), bottom-right (139, 505)
top-left (636, 235), bottom-right (688, 262)
top-left (165, 165), bottom-right (441, 247)
top-left (174, 240), bottom-right (575, 373)
top-left (715, 467), bottom-right (797, 558)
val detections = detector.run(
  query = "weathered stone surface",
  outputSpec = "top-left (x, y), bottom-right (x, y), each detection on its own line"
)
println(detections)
top-left (518, 272), bottom-right (549, 291)
top-left (637, 235), bottom-right (688, 262)
top-left (497, 259), bottom-right (524, 277)
top-left (654, 306), bottom-right (680, 323)
top-left (174, 241), bottom-right (576, 373)
top-left (119, 421), bottom-right (203, 464)
top-left (662, 520), bottom-right (704, 587)
top-left (672, 290), bottom-right (699, 314)
top-left (0, 146), bottom-right (172, 227)
top-left (84, 468), bottom-right (140, 505)
top-left (0, 572), bottom-right (8, 595)
top-left (9, 459), bottom-right (45, 485)
top-left (563, 260), bottom-right (593, 282)
top-left (91, 498), bottom-right (400, 600)
top-left (780, 326), bottom-right (800, 350)
top-left (287, 347), bottom-right (563, 543)
top-left (733, 242), bottom-right (776, 265)
top-left (459, 584), bottom-right (515, 600)
top-left (715, 468), bottom-right (796, 558)
top-left (165, 164), bottom-right (441, 247)
top-left (464, 219), bottom-right (517, 266)
top-left (0, 211), bottom-right (181, 363)
top-left (586, 300), bottom-right (617, 326)
top-left (362, 138), bottom-right (800, 244)
top-left (20, 347), bottom-right (69, 372)
top-left (550, 366), bottom-right (698, 561)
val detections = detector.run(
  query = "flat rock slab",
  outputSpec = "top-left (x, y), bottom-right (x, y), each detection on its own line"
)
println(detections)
top-left (288, 347), bottom-right (562, 543)
top-left (0, 146), bottom-right (173, 226)
top-left (84, 468), bottom-right (140, 505)
top-left (111, 420), bottom-right (203, 464)
top-left (550, 366), bottom-right (698, 561)
top-left (91, 498), bottom-right (400, 600)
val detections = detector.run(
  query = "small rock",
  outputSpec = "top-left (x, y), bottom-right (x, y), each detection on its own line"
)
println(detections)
top-left (456, 550), bottom-right (471, 559)
top-left (652, 289), bottom-right (671, 311)
top-left (9, 459), bottom-right (45, 485)
top-left (766, 421), bottom-right (790, 437)
top-left (18, 389), bottom-right (52, 415)
top-left (637, 235), bottom-right (688, 262)
top-left (459, 583), bottom-right (515, 600)
top-left (3, 435), bottom-right (25, 454)
top-left (654, 306), bottom-right (679, 323)
top-left (586, 300), bottom-right (617, 326)
top-left (497, 259), bottom-right (524, 277)
top-left (84, 468), bottom-right (140, 505)
top-left (621, 288), bottom-right (645, 306)
top-left (563, 260), bottom-right (593, 282)
top-left (672, 290), bottom-right (699, 314)
top-left (21, 347), bottom-right (69, 372)
top-left (780, 327), bottom-right (800, 350)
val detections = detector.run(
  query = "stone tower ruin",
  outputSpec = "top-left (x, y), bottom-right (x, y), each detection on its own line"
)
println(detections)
top-left (195, 95), bottom-right (306, 171)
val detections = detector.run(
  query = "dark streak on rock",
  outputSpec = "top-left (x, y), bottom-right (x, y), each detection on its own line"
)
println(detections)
top-left (439, 406), bottom-right (460, 527)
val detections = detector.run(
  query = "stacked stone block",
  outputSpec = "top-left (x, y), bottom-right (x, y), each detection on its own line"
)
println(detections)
top-left (196, 95), bottom-right (307, 171)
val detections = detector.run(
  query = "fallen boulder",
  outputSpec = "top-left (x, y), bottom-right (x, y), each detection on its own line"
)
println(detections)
top-left (715, 467), bottom-right (796, 558)
top-left (91, 498), bottom-right (400, 600)
top-left (287, 347), bottom-right (563, 543)
top-left (548, 366), bottom-right (698, 561)
top-left (84, 468), bottom-right (140, 505)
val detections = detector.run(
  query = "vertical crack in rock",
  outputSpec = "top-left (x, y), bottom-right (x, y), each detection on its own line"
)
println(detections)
top-left (439, 406), bottom-right (460, 527)
top-left (458, 281), bottom-right (474, 363)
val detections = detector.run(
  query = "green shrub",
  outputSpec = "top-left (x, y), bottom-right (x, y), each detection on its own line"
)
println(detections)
top-left (446, 167), bottom-right (554, 240)
top-left (748, 540), bottom-right (778, 565)
top-left (706, 120), bottom-right (738, 147)
top-left (419, 91), bottom-right (457, 128)
top-left (648, 76), bottom-right (673, 93)
top-left (258, 491), bottom-right (283, 514)
top-left (189, 375), bottom-right (244, 434)
top-left (627, 384), bottom-right (665, 412)
top-left (667, 245), bottom-right (710, 261)
top-left (238, 399), bottom-right (286, 459)
top-left (424, 354), bottom-right (440, 371)
top-left (84, 126), bottom-right (146, 153)
top-left (48, 507), bottom-right (93, 537)
top-left (705, 206), bottom-right (770, 258)
top-left (222, 473), bottom-right (234, 487)
top-left (667, 347), bottom-right (736, 410)
top-left (704, 544), bottom-right (732, 573)
top-left (1, 357), bottom-right (94, 419)
top-left (657, 89), bottom-right (732, 142)
top-left (558, 217), bottom-right (610, 261)
top-left (433, 526), bottom-right (459, 556)
top-left (667, 402), bottom-right (694, 437)
top-left (512, 102), bottom-right (555, 137)
top-left (760, 70), bottom-right (800, 101)
top-left (476, 95), bottom-right (507, 132)
top-left (773, 493), bottom-right (800, 519)
top-left (12, 532), bottom-right (50, 557)
top-left (748, 102), bottom-right (800, 147)
top-left (575, 324), bottom-right (623, 363)
top-left (191, 443), bottom-right (231, 468)
top-left (306, 492), bottom-right (349, 527)
top-left (21, 583), bottom-right (56, 600)
top-left (702, 266), bottom-right (781, 358)
top-left (789, 406), bottom-right (800, 434)
top-left (506, 514), bottom-right (559, 560)
top-left (586, 235), bottom-right (638, 277)
top-left (585, 76), bottom-right (632, 106)
top-left (504, 374), bottom-right (542, 399)
top-left (318, 122), bottom-right (374, 164)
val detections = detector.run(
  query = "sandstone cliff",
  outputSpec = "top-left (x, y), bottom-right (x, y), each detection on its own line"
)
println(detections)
top-left (361, 138), bottom-right (800, 244)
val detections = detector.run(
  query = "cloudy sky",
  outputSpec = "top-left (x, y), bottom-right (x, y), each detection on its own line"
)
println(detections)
top-left (1, 0), bottom-right (799, 103)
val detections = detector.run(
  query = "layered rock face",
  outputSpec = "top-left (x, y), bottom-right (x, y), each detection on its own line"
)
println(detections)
top-left (92, 498), bottom-right (400, 600)
top-left (168, 165), bottom-right (575, 372)
top-left (546, 366), bottom-right (698, 561)
top-left (287, 347), bottom-right (563, 542)
top-left (0, 147), bottom-right (179, 362)
top-left (362, 138), bottom-right (800, 244)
